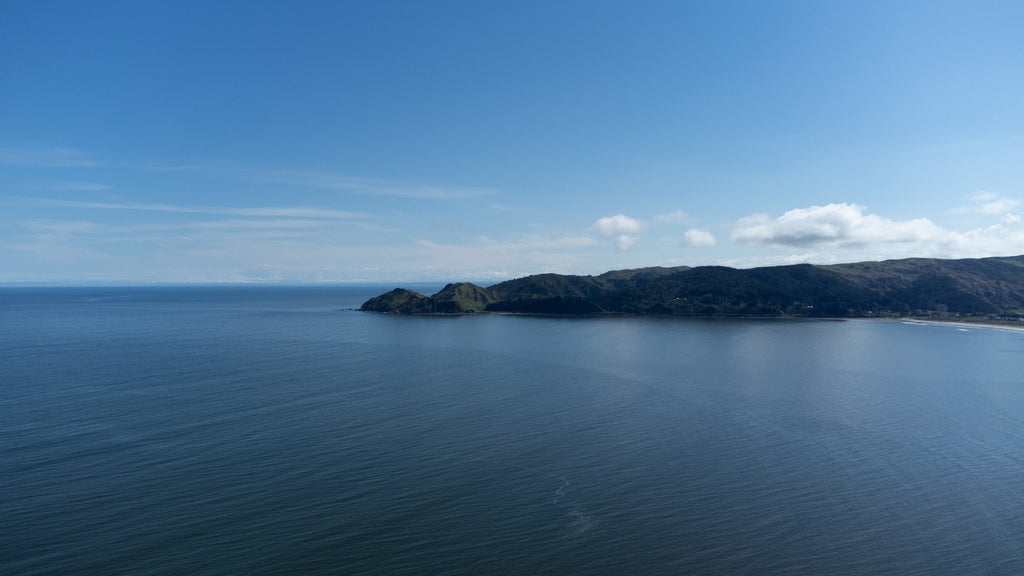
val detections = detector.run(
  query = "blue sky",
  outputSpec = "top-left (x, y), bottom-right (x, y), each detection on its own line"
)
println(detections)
top-left (3, 0), bottom-right (1023, 283)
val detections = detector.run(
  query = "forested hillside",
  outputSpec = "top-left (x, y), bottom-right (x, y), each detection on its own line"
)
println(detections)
top-left (360, 256), bottom-right (1024, 320)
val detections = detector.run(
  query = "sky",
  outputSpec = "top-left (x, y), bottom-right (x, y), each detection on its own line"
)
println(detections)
top-left (2, 0), bottom-right (1023, 284)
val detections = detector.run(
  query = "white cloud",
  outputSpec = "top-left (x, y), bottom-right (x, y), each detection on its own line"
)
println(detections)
top-left (0, 147), bottom-right (101, 167)
top-left (680, 228), bottom-right (716, 247)
top-left (23, 220), bottom-right (103, 236)
top-left (52, 182), bottom-right (112, 192)
top-left (589, 212), bottom-right (706, 251)
top-left (732, 203), bottom-right (943, 248)
top-left (521, 234), bottom-right (599, 249)
top-left (230, 207), bottom-right (365, 219)
top-left (954, 191), bottom-right (1021, 216)
top-left (5, 214), bottom-right (387, 283)
top-left (278, 172), bottom-right (497, 198)
top-left (14, 218), bottom-right (349, 252)
top-left (141, 164), bottom-right (499, 199)
top-left (434, 234), bottom-right (597, 253)
top-left (589, 214), bottom-right (646, 251)
top-left (731, 202), bottom-right (1024, 262)
top-left (28, 199), bottom-right (369, 220)
top-left (589, 214), bottom-right (647, 237)
top-left (615, 235), bottom-right (638, 251)
top-left (651, 210), bottom-right (696, 225)
top-left (413, 235), bottom-right (594, 279)
top-left (152, 219), bottom-right (329, 231)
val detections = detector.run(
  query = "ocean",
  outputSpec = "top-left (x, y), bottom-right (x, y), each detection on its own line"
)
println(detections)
top-left (3, 286), bottom-right (1024, 575)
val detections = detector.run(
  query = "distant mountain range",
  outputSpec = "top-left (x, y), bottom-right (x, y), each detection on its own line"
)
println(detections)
top-left (359, 255), bottom-right (1024, 320)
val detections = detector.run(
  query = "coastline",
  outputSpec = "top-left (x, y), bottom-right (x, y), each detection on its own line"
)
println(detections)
top-left (362, 307), bottom-right (1024, 333)
top-left (884, 317), bottom-right (1024, 333)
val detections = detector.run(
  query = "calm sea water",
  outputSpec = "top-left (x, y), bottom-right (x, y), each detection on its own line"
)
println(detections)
top-left (3, 286), bottom-right (1024, 575)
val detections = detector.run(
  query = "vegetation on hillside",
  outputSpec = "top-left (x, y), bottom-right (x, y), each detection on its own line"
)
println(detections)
top-left (359, 256), bottom-right (1024, 321)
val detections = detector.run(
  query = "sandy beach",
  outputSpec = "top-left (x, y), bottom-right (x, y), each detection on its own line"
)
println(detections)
top-left (888, 318), bottom-right (1024, 333)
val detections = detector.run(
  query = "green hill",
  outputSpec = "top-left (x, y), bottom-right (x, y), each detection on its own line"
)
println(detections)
top-left (359, 288), bottom-right (429, 313)
top-left (360, 282), bottom-right (498, 314)
top-left (486, 266), bottom-right (689, 302)
top-left (360, 256), bottom-right (1024, 320)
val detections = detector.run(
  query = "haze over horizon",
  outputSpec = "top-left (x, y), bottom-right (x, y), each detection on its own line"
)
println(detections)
top-left (3, 1), bottom-right (1023, 284)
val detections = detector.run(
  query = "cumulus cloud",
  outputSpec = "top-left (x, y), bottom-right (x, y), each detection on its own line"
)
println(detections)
top-left (589, 214), bottom-right (647, 251)
top-left (589, 214), bottom-right (647, 237)
top-left (589, 211), bottom-right (708, 251)
top-left (615, 235), bottom-right (638, 251)
top-left (731, 202), bottom-right (1024, 262)
top-left (680, 228), bottom-right (716, 247)
top-left (954, 191), bottom-right (1021, 216)
top-left (731, 203), bottom-right (944, 248)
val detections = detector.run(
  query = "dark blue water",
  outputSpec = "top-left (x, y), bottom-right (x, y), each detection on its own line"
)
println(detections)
top-left (3, 287), bottom-right (1024, 575)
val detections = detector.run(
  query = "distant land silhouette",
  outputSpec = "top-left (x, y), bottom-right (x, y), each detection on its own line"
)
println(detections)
top-left (360, 255), bottom-right (1024, 321)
